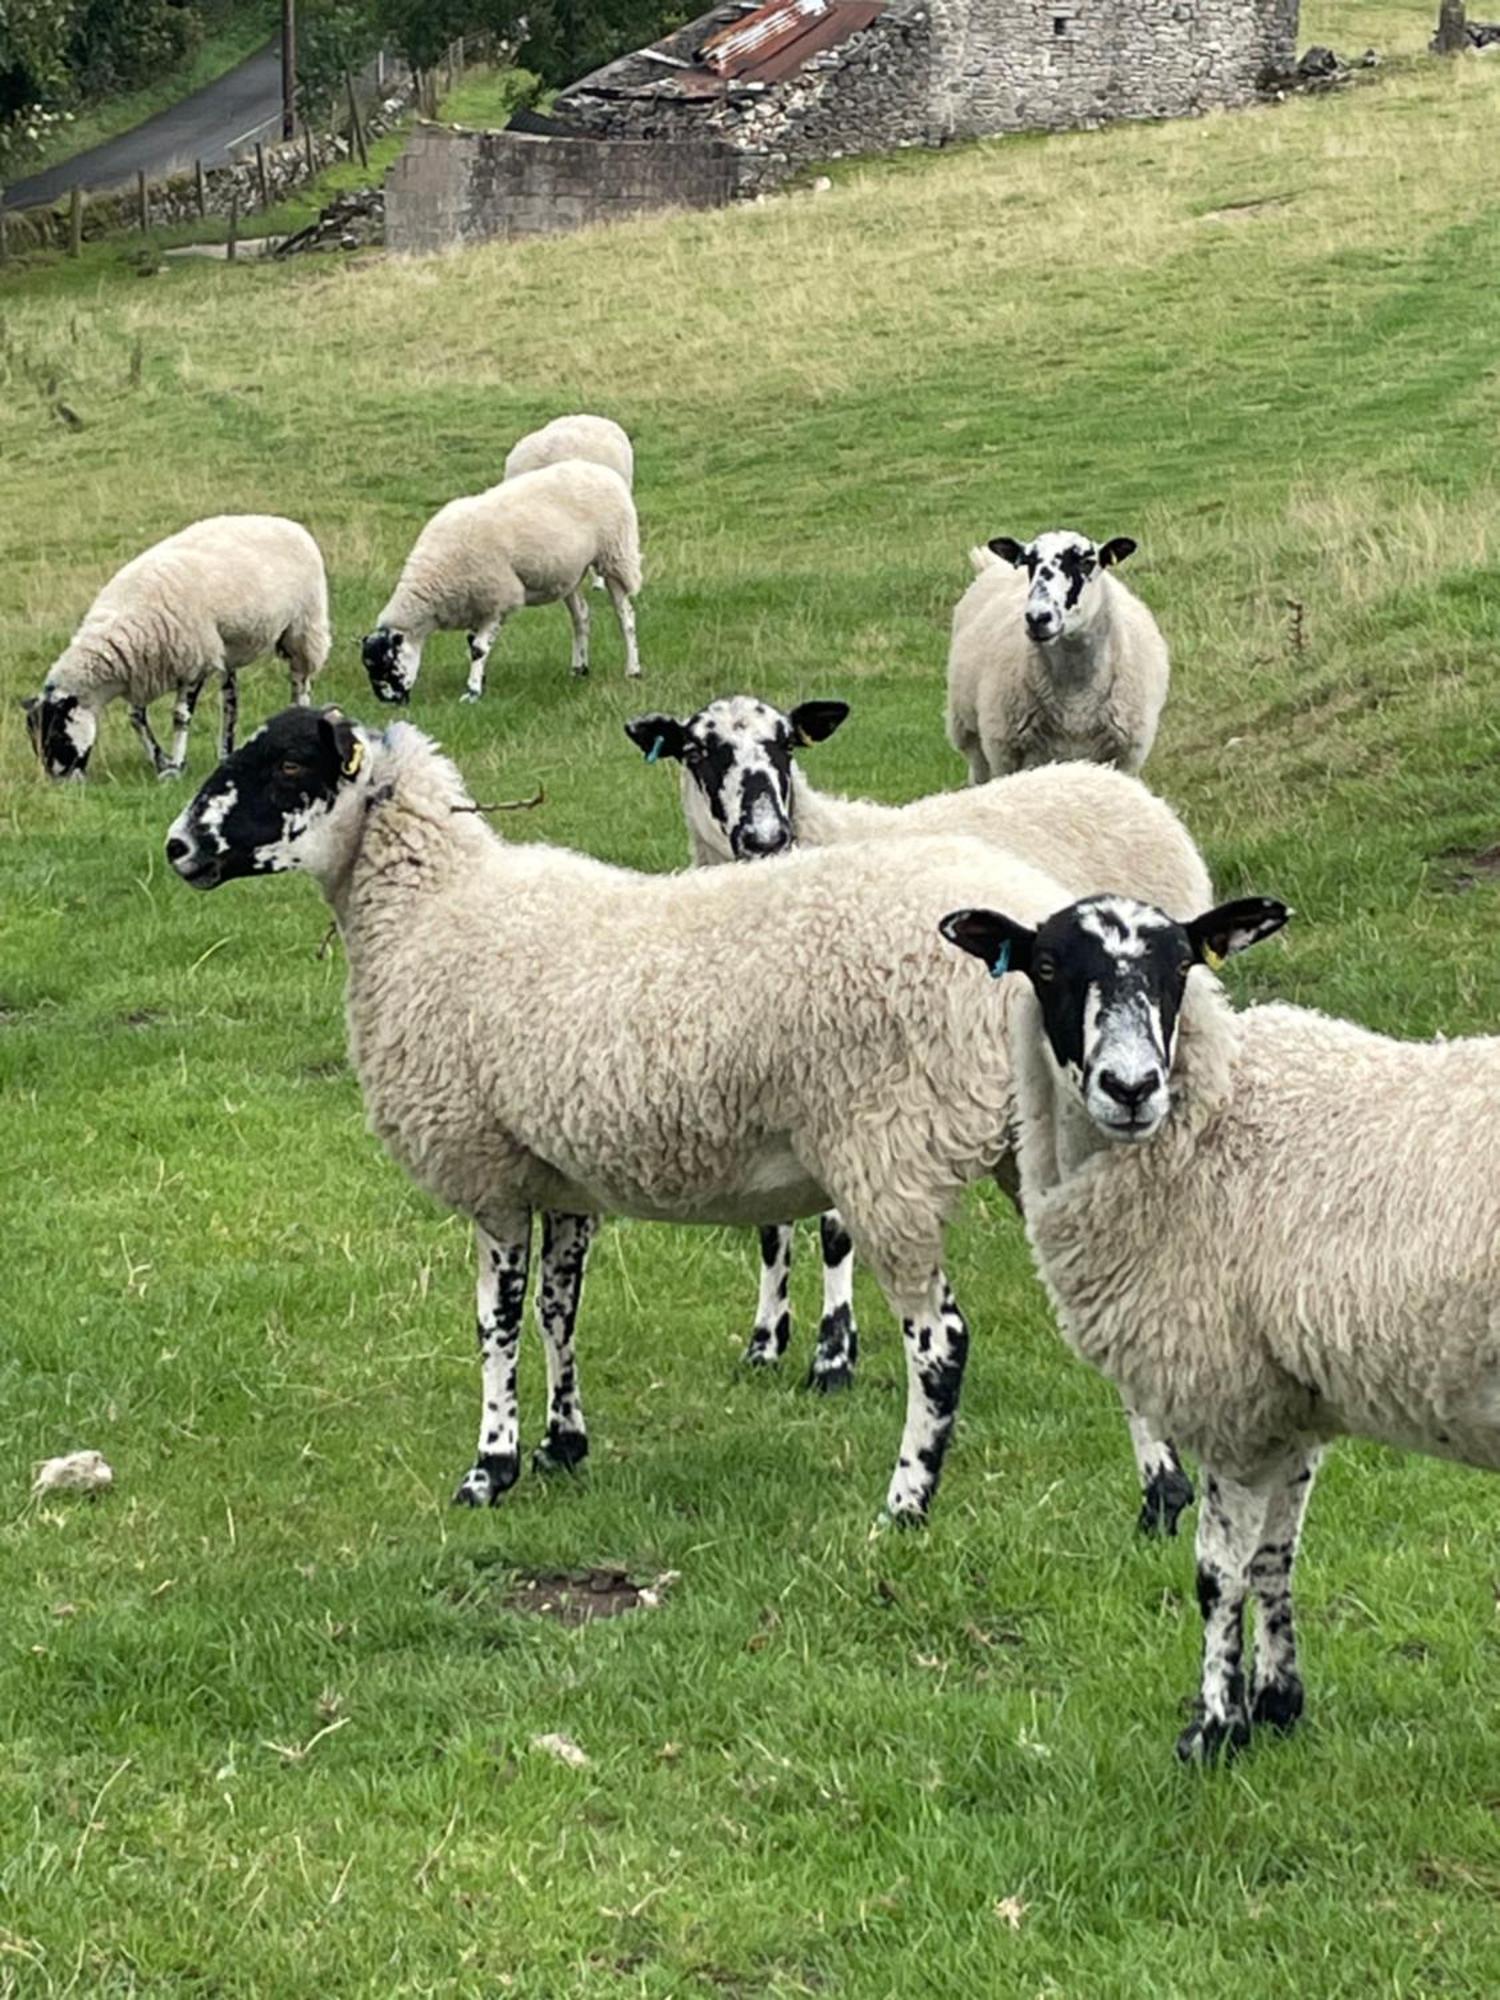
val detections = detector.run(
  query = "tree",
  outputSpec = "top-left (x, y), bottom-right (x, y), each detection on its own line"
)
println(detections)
top-left (0, 0), bottom-right (71, 159)
top-left (1434, 0), bottom-right (1468, 52)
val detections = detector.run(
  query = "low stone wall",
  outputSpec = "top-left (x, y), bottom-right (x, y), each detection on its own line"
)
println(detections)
top-left (384, 125), bottom-right (743, 253)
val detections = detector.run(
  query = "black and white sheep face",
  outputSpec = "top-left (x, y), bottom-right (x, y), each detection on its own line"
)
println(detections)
top-left (361, 627), bottom-right (421, 706)
top-left (940, 893), bottom-right (1290, 1142)
top-left (165, 705), bottom-right (370, 890)
top-left (23, 690), bottom-right (97, 781)
top-left (624, 694), bottom-right (849, 862)
top-left (987, 529), bottom-right (1137, 645)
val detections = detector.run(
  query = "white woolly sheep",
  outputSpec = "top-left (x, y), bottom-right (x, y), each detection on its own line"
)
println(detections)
top-left (168, 704), bottom-right (1120, 1532)
top-left (946, 531), bottom-right (1169, 784)
top-left (941, 887), bottom-right (1500, 1763)
top-left (624, 692), bottom-right (1211, 1530)
top-left (362, 461), bottom-right (642, 704)
top-left (24, 515), bottom-right (329, 782)
top-left (504, 413), bottom-right (633, 490)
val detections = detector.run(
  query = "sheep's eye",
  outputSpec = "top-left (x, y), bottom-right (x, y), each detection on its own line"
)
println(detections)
top-left (1034, 955), bottom-right (1056, 983)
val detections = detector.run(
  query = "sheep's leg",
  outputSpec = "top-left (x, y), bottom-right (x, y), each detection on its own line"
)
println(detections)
top-left (605, 575), bottom-right (641, 679)
top-left (1248, 1445), bottom-right (1321, 1733)
top-left (743, 1225), bottom-right (793, 1367)
top-left (453, 1214), bottom-right (532, 1507)
top-left (461, 616), bottom-right (502, 703)
top-left (158, 678), bottom-right (205, 779)
top-left (283, 643), bottom-right (314, 707)
top-left (129, 705), bottom-right (170, 777)
top-left (532, 1211), bottom-right (596, 1474)
top-left (218, 672), bottom-right (239, 760)
top-left (879, 1271), bottom-right (969, 1526)
top-left (962, 743), bottom-right (990, 786)
top-left (807, 1211), bottom-right (858, 1394)
top-left (565, 587), bottom-right (591, 678)
top-left (1126, 1405), bottom-right (1195, 1537)
top-left (1177, 1466), bottom-right (1270, 1763)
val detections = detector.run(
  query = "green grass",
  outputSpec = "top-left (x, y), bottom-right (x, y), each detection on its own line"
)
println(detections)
top-left (438, 63), bottom-right (547, 131)
top-left (3, 6), bottom-right (278, 189)
top-left (7, 5), bottom-right (1500, 1991)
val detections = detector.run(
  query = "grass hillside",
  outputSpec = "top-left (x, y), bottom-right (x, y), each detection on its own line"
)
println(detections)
top-left (5, 6), bottom-right (1500, 1992)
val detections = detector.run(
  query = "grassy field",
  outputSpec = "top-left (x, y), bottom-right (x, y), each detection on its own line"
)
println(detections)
top-left (6, 3), bottom-right (1500, 1991)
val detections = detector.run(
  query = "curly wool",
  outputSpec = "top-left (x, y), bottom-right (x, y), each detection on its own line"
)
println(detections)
top-left (1015, 978), bottom-right (1500, 1480)
top-left (375, 461), bottom-right (641, 641)
top-left (44, 514), bottom-right (330, 711)
top-left (946, 549), bottom-right (1170, 780)
top-left (503, 414), bottom-right (633, 490)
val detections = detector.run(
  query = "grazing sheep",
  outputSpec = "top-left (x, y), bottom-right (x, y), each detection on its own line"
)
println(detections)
top-left (362, 461), bottom-right (642, 704)
top-left (946, 531), bottom-right (1169, 784)
top-left (941, 887), bottom-right (1500, 1761)
top-left (23, 515), bottom-right (329, 782)
top-left (625, 692), bottom-right (1209, 1528)
top-left (504, 413), bottom-right (633, 490)
top-left (169, 704), bottom-right (1105, 1531)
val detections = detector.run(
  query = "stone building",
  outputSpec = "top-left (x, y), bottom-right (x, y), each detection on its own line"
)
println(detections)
top-left (385, 0), bottom-right (1300, 252)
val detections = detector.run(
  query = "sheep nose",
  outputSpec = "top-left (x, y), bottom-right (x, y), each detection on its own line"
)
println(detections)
top-left (735, 824), bottom-right (790, 859)
top-left (165, 835), bottom-right (193, 868)
top-left (1026, 611), bottom-right (1057, 639)
top-left (1099, 1069), bottom-right (1161, 1112)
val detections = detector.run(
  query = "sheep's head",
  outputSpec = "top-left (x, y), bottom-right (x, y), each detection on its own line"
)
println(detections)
top-left (166, 704), bottom-right (372, 891)
top-left (23, 690), bottom-right (97, 780)
top-left (986, 529), bottom-right (1136, 645)
top-left (362, 627), bottom-right (419, 705)
top-left (624, 694), bottom-right (849, 863)
top-left (940, 893), bottom-right (1289, 1142)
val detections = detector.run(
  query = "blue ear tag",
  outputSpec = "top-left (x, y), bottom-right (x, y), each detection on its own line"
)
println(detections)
top-left (646, 735), bottom-right (665, 764)
top-left (990, 942), bottom-right (1011, 978)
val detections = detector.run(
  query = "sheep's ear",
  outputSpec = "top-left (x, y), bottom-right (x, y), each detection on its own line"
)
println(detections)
top-left (987, 537), bottom-right (1027, 567)
top-left (1186, 897), bottom-right (1290, 969)
top-left (1098, 536), bottom-right (1137, 568)
top-left (939, 908), bottom-right (1036, 980)
top-left (788, 699), bottom-right (849, 746)
top-left (624, 714), bottom-right (687, 764)
top-left (20, 696), bottom-right (38, 714)
top-left (318, 707), bottom-right (364, 778)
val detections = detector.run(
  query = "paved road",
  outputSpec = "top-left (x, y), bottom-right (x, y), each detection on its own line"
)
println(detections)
top-left (4, 40), bottom-right (284, 209)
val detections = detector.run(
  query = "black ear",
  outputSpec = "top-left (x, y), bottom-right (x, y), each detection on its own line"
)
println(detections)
top-left (624, 714), bottom-right (687, 764)
top-left (20, 696), bottom-right (38, 714)
top-left (788, 699), bottom-right (850, 746)
top-left (939, 907), bottom-right (1036, 979)
top-left (1186, 897), bottom-right (1290, 969)
top-left (1098, 536), bottom-right (1137, 569)
top-left (987, 537), bottom-right (1027, 567)
top-left (318, 706), bottom-right (365, 778)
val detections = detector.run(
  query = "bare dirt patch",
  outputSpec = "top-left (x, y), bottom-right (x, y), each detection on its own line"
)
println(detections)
top-left (501, 1567), bottom-right (674, 1625)
top-left (1435, 844), bottom-right (1500, 891)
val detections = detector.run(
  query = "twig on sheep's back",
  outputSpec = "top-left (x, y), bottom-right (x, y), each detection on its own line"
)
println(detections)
top-left (33, 1450), bottom-right (113, 1497)
top-left (452, 785), bottom-right (546, 815)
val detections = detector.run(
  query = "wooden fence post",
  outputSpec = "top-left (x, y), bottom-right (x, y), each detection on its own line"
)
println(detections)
top-left (255, 140), bottom-right (270, 210)
top-left (137, 169), bottom-right (149, 232)
top-left (68, 185), bottom-right (83, 257)
top-left (227, 189), bottom-right (239, 260)
top-left (196, 159), bottom-right (207, 219)
top-left (304, 124), bottom-right (316, 179)
top-left (345, 68), bottom-right (368, 169)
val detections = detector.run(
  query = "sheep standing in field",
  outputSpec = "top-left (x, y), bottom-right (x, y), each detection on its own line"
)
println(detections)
top-left (946, 531), bottom-right (1169, 784)
top-left (625, 691), bottom-right (1209, 1534)
top-left (23, 515), bottom-right (329, 782)
top-left (361, 461), bottom-right (642, 704)
top-left (941, 887), bottom-right (1500, 1761)
top-left (504, 413), bottom-right (633, 490)
top-left (166, 704), bottom-right (1174, 1532)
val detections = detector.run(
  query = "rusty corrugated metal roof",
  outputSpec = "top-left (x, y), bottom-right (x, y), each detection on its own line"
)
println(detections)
top-left (697, 0), bottom-right (885, 82)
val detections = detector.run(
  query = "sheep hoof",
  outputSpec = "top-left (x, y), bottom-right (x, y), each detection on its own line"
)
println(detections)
top-left (451, 1452), bottom-right (519, 1507)
top-left (806, 1361), bottom-right (854, 1394)
top-left (1175, 1705), bottom-right (1251, 1765)
top-left (869, 1504), bottom-right (926, 1538)
top-left (156, 762), bottom-right (185, 783)
top-left (741, 1337), bottom-right (782, 1369)
top-left (459, 689), bottom-right (482, 704)
top-left (1250, 1676), bottom-right (1304, 1733)
top-left (532, 1429), bottom-right (589, 1475)
top-left (570, 665), bottom-right (590, 680)
top-left (1137, 1464), bottom-right (1195, 1537)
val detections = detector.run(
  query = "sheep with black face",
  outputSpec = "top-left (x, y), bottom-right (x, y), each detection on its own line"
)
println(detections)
top-left (943, 889), bottom-right (1500, 1763)
top-left (626, 692), bottom-right (1214, 1534)
top-left (946, 529), bottom-right (1169, 784)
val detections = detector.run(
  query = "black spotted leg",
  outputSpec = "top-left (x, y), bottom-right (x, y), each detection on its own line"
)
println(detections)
top-left (744, 1225), bottom-right (792, 1367)
top-left (807, 1209), bottom-right (858, 1393)
top-left (881, 1273), bottom-right (970, 1525)
top-left (453, 1214), bottom-right (531, 1507)
top-left (532, 1212), bottom-right (596, 1473)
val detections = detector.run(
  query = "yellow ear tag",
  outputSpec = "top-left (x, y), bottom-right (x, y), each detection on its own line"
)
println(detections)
top-left (1202, 944), bottom-right (1225, 973)
top-left (343, 739), bottom-right (365, 779)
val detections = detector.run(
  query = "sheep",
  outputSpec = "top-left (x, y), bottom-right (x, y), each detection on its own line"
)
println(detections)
top-left (361, 461), bottom-right (642, 705)
top-left (504, 413), bottom-right (633, 490)
top-left (946, 530), bottom-right (1169, 784)
top-left (23, 515), bottom-right (329, 783)
top-left (168, 702), bottom-right (1133, 1533)
top-left (940, 886), bottom-right (1500, 1762)
top-left (623, 692), bottom-right (1209, 1528)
